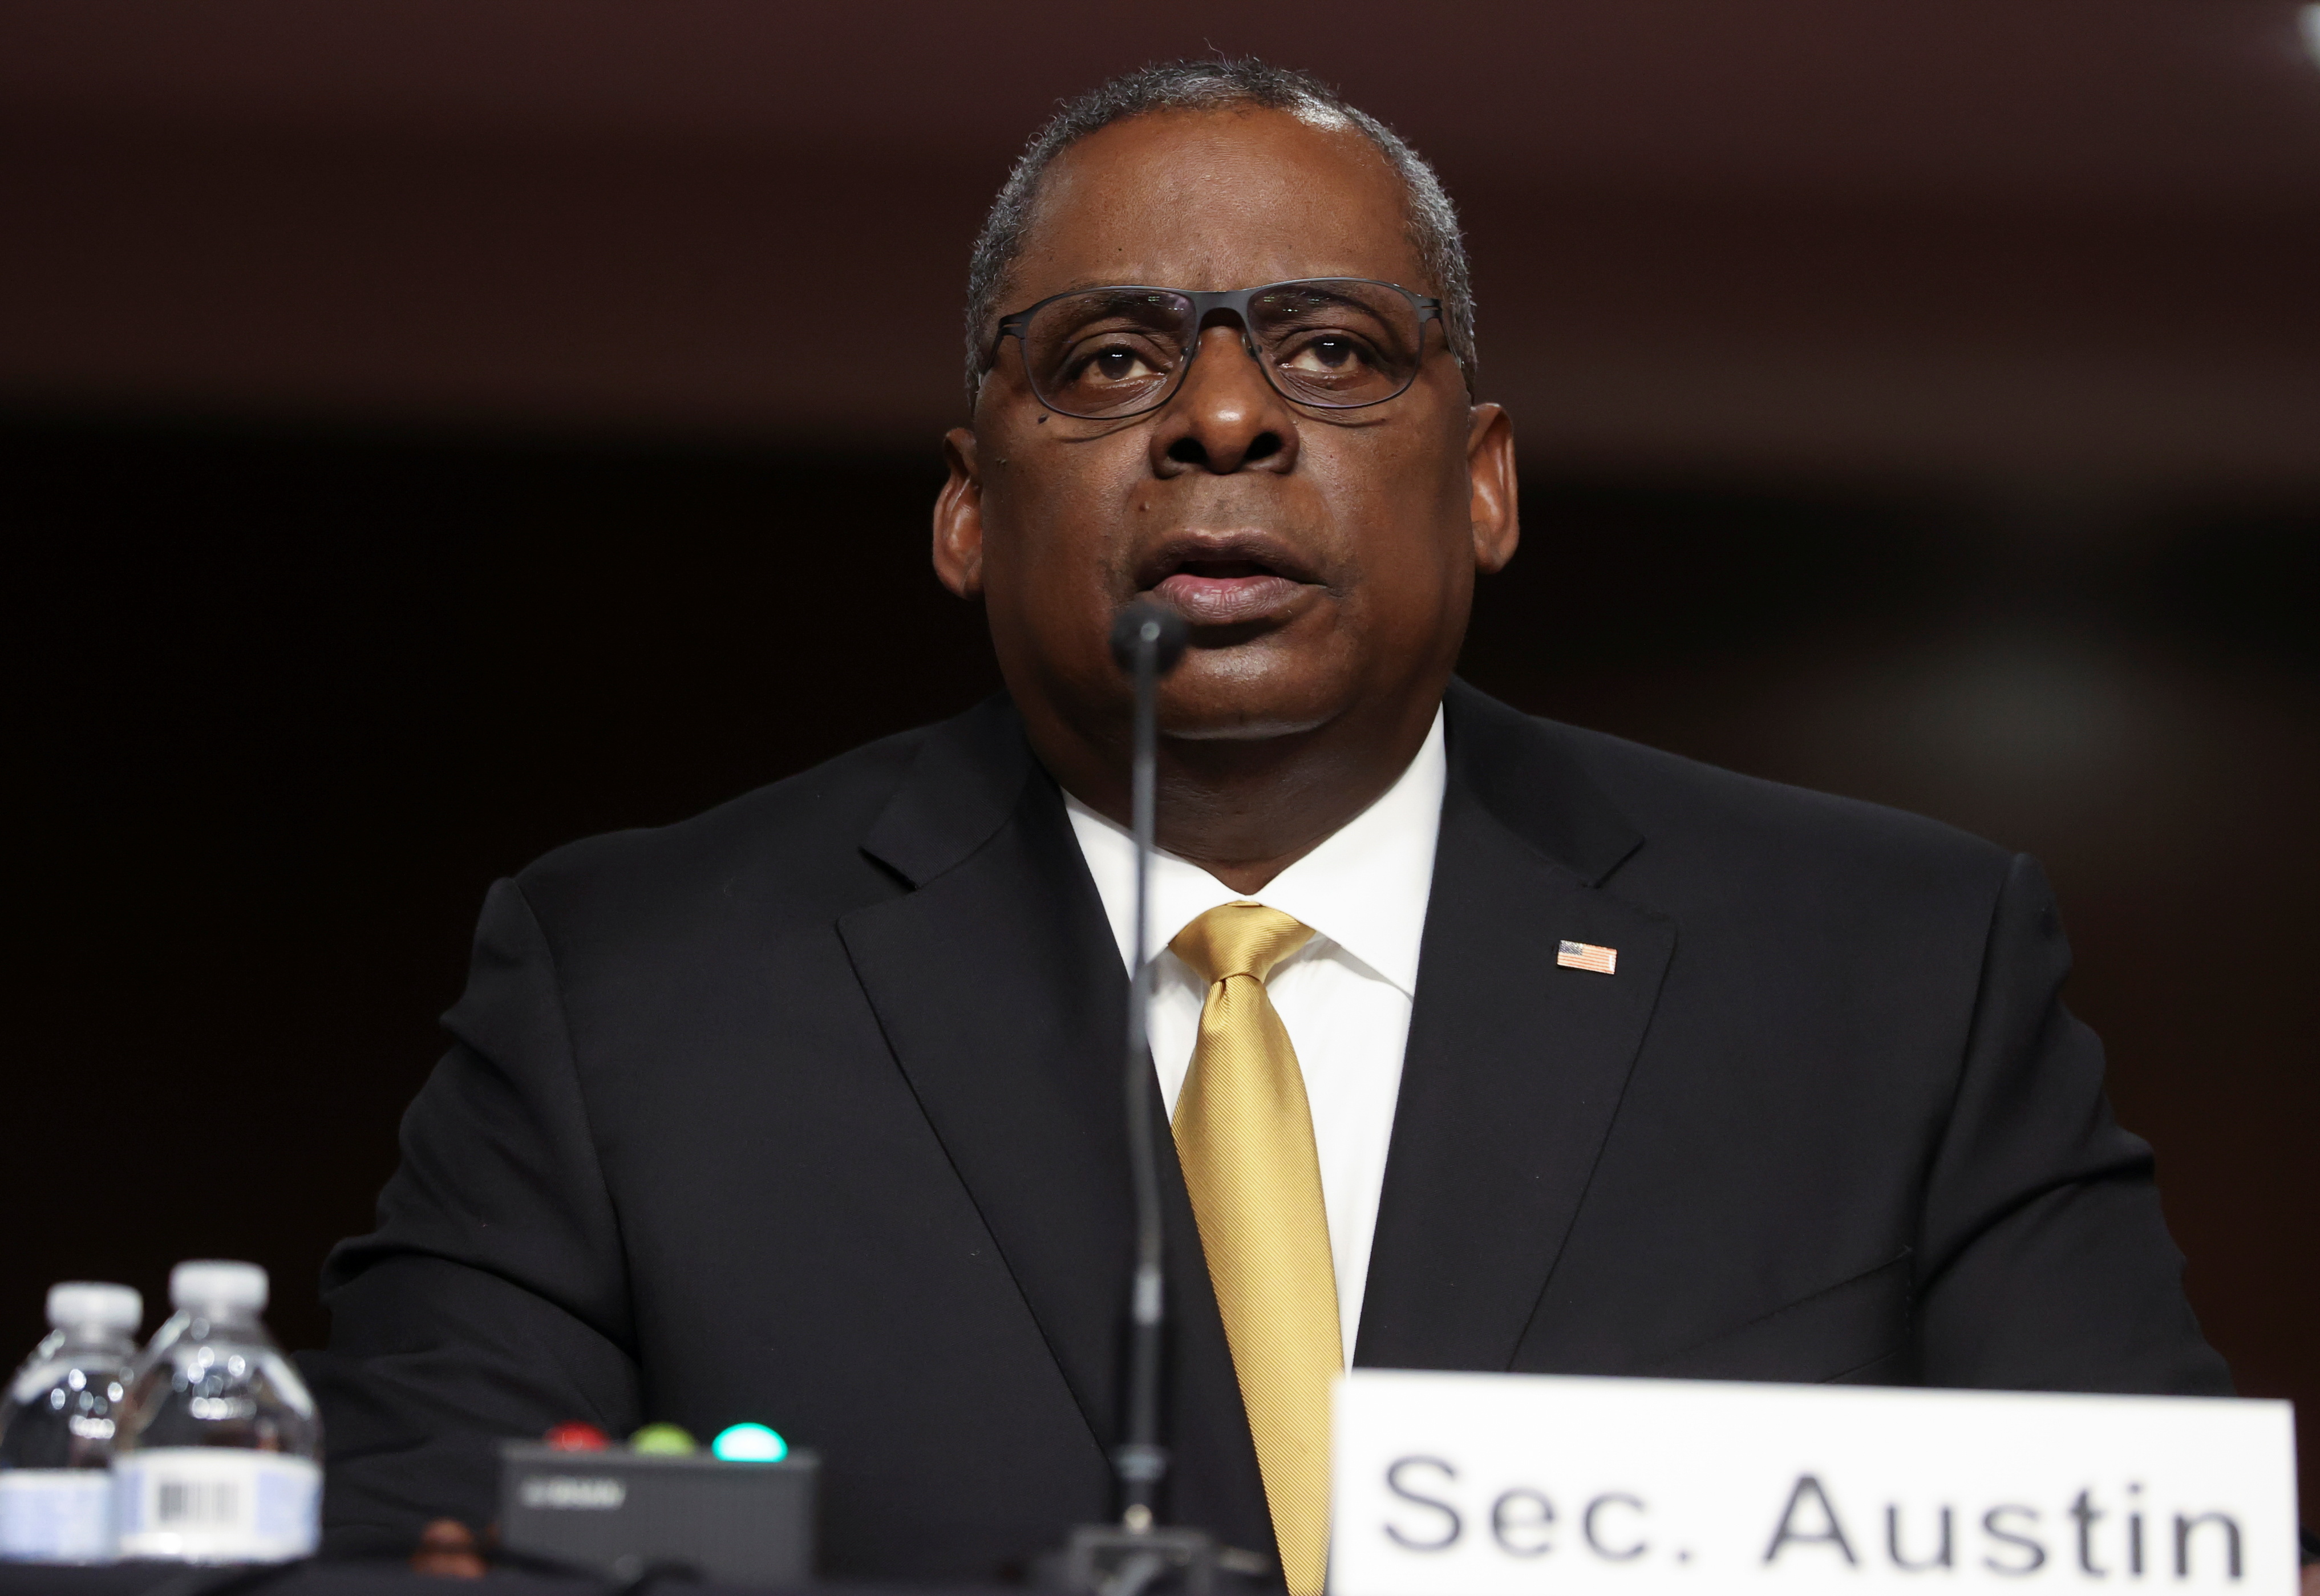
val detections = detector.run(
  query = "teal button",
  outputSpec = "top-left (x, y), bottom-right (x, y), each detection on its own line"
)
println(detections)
top-left (710, 1422), bottom-right (788, 1463)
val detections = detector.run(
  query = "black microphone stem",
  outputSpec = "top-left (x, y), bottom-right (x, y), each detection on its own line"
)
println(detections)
top-left (1058, 603), bottom-right (1210, 1595)
top-left (1118, 614), bottom-right (1168, 1529)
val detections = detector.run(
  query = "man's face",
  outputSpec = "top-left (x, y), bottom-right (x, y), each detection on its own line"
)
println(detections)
top-left (935, 106), bottom-right (1516, 756)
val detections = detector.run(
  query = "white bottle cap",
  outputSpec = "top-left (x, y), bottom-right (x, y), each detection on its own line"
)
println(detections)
top-left (168, 1260), bottom-right (269, 1317)
top-left (46, 1282), bottom-right (143, 1335)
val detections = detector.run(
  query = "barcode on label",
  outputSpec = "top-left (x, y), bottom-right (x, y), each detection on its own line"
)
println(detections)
top-left (157, 1479), bottom-right (241, 1525)
top-left (115, 1449), bottom-right (321, 1560)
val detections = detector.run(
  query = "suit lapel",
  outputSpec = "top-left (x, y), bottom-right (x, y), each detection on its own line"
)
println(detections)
top-left (835, 697), bottom-right (1272, 1552)
top-left (1354, 682), bottom-right (1675, 1372)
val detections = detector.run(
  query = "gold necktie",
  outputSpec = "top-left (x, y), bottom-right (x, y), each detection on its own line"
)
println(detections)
top-left (1170, 902), bottom-right (1340, 1596)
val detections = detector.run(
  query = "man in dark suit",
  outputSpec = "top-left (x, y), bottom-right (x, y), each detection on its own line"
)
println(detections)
top-left (306, 59), bottom-right (2232, 1589)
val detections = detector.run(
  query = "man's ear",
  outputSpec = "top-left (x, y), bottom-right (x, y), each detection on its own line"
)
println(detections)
top-left (1465, 402), bottom-right (1520, 575)
top-left (932, 426), bottom-right (985, 599)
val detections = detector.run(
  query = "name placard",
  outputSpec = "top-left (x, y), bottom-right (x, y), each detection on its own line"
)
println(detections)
top-left (1330, 1371), bottom-right (2297, 1595)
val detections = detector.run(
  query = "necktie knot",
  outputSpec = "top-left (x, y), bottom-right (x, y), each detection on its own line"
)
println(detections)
top-left (1170, 902), bottom-right (1316, 986)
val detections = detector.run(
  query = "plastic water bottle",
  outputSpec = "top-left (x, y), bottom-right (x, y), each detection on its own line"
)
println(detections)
top-left (112, 1262), bottom-right (322, 1563)
top-left (0, 1283), bottom-right (144, 1562)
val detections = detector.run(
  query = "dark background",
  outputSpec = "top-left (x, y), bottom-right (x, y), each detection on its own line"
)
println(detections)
top-left (4, 0), bottom-right (2315, 1517)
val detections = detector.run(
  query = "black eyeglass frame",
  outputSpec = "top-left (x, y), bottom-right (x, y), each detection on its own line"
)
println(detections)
top-left (985, 277), bottom-right (1448, 420)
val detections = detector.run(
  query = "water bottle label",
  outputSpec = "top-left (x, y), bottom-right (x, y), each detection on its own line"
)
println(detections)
top-left (113, 1449), bottom-right (320, 1563)
top-left (0, 1471), bottom-right (115, 1563)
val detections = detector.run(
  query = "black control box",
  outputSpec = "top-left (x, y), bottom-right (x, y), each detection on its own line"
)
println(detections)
top-left (497, 1441), bottom-right (818, 1583)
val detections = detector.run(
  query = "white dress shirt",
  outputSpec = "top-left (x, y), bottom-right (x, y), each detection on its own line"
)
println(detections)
top-left (1064, 708), bottom-right (1446, 1360)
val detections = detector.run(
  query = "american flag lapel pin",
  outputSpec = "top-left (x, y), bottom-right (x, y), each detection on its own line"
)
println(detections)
top-left (1557, 939), bottom-right (1618, 975)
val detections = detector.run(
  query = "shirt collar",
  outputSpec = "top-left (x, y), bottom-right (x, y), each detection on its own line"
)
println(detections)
top-left (1064, 706), bottom-right (1447, 998)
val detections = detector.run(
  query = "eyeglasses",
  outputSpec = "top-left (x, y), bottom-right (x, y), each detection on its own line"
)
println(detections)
top-left (987, 278), bottom-right (1446, 420)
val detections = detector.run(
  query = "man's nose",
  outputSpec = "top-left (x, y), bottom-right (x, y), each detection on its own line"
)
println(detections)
top-left (1149, 321), bottom-right (1300, 476)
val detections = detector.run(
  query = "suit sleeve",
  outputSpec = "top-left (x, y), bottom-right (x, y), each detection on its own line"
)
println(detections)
top-left (299, 877), bottom-right (641, 1556)
top-left (1912, 853), bottom-right (2232, 1395)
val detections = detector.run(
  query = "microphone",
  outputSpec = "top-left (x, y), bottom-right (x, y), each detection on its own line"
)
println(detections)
top-left (1046, 602), bottom-right (1239, 1596)
top-left (1108, 601), bottom-right (1191, 678)
top-left (1106, 602), bottom-right (1189, 1528)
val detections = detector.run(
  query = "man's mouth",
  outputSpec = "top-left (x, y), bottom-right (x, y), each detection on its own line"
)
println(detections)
top-left (1139, 536), bottom-right (1317, 629)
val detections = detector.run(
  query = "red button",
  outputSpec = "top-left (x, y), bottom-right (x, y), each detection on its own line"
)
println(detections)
top-left (543, 1421), bottom-right (612, 1451)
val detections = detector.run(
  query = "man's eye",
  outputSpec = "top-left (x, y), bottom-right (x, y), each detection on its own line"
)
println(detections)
top-left (1282, 335), bottom-right (1370, 374)
top-left (1086, 345), bottom-right (1158, 383)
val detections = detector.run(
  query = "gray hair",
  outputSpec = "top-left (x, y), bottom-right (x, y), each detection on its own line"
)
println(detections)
top-left (963, 58), bottom-right (1476, 400)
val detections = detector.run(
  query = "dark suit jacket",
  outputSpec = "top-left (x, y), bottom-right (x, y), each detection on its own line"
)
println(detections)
top-left (303, 680), bottom-right (2229, 1577)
